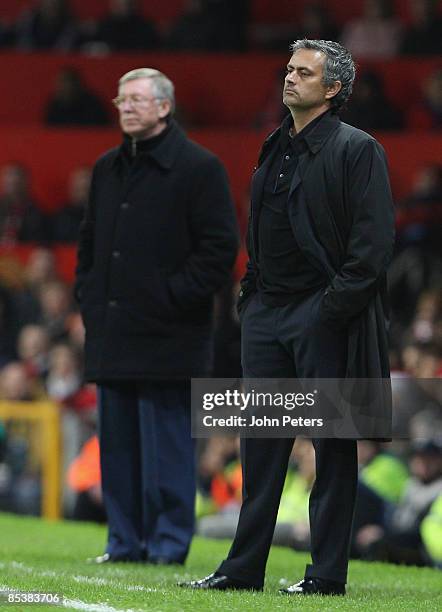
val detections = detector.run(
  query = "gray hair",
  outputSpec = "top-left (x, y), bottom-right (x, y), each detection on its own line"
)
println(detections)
top-left (118, 68), bottom-right (175, 114)
top-left (289, 39), bottom-right (356, 113)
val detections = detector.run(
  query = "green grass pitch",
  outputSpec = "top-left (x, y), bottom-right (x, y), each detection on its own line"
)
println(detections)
top-left (0, 512), bottom-right (440, 611)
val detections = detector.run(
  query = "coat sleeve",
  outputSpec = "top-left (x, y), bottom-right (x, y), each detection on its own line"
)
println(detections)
top-left (237, 224), bottom-right (258, 315)
top-left (319, 137), bottom-right (395, 327)
top-left (167, 156), bottom-right (239, 309)
top-left (74, 164), bottom-right (98, 303)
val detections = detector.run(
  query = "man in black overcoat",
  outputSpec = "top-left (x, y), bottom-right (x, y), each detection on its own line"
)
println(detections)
top-left (75, 68), bottom-right (238, 564)
top-left (183, 40), bottom-right (395, 594)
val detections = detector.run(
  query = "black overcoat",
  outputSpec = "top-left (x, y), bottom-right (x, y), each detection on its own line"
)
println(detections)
top-left (75, 120), bottom-right (238, 381)
top-left (238, 113), bottom-right (395, 431)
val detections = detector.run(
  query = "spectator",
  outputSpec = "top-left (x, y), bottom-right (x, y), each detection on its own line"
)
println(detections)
top-left (46, 343), bottom-right (81, 402)
top-left (358, 441), bottom-right (409, 504)
top-left (94, 0), bottom-right (159, 52)
top-left (14, 248), bottom-right (58, 327)
top-left (341, 0), bottom-right (402, 58)
top-left (65, 312), bottom-right (85, 356)
top-left (38, 280), bottom-right (72, 342)
top-left (16, 325), bottom-right (50, 380)
top-left (201, 0), bottom-right (249, 51)
top-left (420, 494), bottom-right (442, 567)
top-left (44, 68), bottom-right (111, 127)
top-left (51, 166), bottom-right (92, 242)
top-left (0, 164), bottom-right (48, 245)
top-left (0, 362), bottom-right (34, 401)
top-left (168, 0), bottom-right (249, 52)
top-left (356, 439), bottom-right (442, 566)
top-left (410, 291), bottom-right (441, 345)
top-left (340, 70), bottom-right (404, 131)
top-left (0, 19), bottom-right (15, 48)
top-left (395, 164), bottom-right (442, 262)
top-left (292, 2), bottom-right (340, 45)
top-left (407, 68), bottom-right (442, 130)
top-left (15, 0), bottom-right (78, 51)
top-left (401, 0), bottom-right (442, 55)
top-left (167, 0), bottom-right (214, 50)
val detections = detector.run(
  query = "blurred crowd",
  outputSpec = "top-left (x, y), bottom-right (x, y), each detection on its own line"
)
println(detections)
top-left (1, 1), bottom-right (441, 131)
top-left (0, 0), bottom-right (441, 55)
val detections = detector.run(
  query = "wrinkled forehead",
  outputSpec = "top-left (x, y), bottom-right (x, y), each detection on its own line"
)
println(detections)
top-left (288, 48), bottom-right (326, 71)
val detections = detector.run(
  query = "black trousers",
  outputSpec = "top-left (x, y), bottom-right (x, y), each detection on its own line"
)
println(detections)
top-left (217, 290), bottom-right (358, 587)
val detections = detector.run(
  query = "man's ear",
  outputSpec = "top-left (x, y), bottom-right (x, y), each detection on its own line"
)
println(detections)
top-left (157, 99), bottom-right (172, 119)
top-left (325, 80), bottom-right (342, 101)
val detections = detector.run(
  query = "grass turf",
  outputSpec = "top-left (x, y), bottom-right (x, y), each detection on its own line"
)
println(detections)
top-left (0, 512), bottom-right (440, 611)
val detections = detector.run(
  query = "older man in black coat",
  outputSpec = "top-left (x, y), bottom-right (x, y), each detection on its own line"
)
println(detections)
top-left (183, 40), bottom-right (395, 594)
top-left (75, 68), bottom-right (238, 564)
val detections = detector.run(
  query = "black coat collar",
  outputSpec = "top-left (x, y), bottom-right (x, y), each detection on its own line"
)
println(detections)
top-left (114, 119), bottom-right (187, 170)
top-left (260, 111), bottom-right (341, 162)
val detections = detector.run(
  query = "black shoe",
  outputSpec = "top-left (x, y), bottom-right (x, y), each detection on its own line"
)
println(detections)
top-left (148, 556), bottom-right (184, 566)
top-left (179, 572), bottom-right (262, 591)
top-left (87, 553), bottom-right (141, 564)
top-left (280, 577), bottom-right (345, 596)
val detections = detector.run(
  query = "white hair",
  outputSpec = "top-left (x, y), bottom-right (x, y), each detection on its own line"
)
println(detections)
top-left (119, 68), bottom-right (175, 114)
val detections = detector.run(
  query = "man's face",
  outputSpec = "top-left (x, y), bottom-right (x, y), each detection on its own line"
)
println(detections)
top-left (283, 49), bottom-right (334, 112)
top-left (116, 78), bottom-right (170, 140)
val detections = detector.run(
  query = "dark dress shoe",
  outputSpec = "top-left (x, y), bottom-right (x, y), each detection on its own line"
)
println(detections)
top-left (280, 577), bottom-right (345, 596)
top-left (179, 572), bottom-right (262, 591)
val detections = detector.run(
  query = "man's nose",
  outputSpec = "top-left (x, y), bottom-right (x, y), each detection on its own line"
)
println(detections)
top-left (120, 99), bottom-right (135, 112)
top-left (286, 71), bottom-right (298, 85)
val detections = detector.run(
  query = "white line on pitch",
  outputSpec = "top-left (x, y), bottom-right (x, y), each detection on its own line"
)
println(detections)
top-left (0, 561), bottom-right (158, 594)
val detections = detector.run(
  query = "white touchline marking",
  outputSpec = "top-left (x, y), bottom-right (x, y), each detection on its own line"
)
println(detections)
top-left (1, 585), bottom-right (151, 612)
top-left (0, 586), bottom-right (143, 612)
top-left (62, 598), bottom-right (144, 612)
top-left (0, 562), bottom-right (158, 594)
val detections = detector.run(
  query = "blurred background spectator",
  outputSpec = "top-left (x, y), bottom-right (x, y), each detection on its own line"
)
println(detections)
top-left (341, 0), bottom-right (403, 58)
top-left (15, 0), bottom-right (79, 51)
top-left (340, 70), bottom-right (404, 131)
top-left (44, 67), bottom-right (111, 126)
top-left (167, 0), bottom-right (249, 51)
top-left (0, 164), bottom-right (48, 245)
top-left (291, 2), bottom-right (341, 48)
top-left (50, 166), bottom-right (91, 242)
top-left (400, 0), bottom-right (442, 55)
top-left (92, 0), bottom-right (159, 52)
top-left (407, 68), bottom-right (442, 130)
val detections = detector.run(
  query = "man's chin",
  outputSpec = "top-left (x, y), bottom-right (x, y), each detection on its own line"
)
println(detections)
top-left (123, 128), bottom-right (144, 139)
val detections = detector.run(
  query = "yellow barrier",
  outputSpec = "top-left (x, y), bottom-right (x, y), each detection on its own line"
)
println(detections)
top-left (0, 401), bottom-right (61, 520)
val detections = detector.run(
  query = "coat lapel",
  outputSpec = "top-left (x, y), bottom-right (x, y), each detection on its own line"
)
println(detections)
top-left (249, 145), bottom-right (278, 263)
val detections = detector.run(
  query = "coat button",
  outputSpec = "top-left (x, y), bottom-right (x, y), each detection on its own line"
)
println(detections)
top-left (239, 290), bottom-right (243, 297)
top-left (112, 250), bottom-right (120, 258)
top-left (109, 299), bottom-right (117, 307)
top-left (121, 202), bottom-right (129, 210)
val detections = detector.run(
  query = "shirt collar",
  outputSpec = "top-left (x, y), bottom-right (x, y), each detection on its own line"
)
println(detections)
top-left (280, 109), bottom-right (339, 154)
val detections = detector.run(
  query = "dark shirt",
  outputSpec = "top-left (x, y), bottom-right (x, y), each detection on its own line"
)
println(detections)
top-left (257, 111), bottom-right (329, 306)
